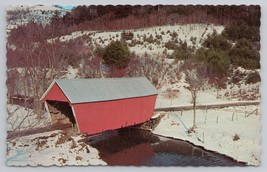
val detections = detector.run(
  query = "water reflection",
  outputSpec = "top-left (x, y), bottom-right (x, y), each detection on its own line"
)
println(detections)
top-left (88, 128), bottom-right (245, 166)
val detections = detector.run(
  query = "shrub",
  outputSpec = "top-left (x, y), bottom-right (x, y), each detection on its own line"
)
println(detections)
top-left (233, 134), bottom-right (240, 141)
top-left (102, 41), bottom-right (130, 69)
top-left (187, 127), bottom-right (195, 134)
top-left (164, 40), bottom-right (177, 50)
top-left (246, 71), bottom-right (261, 84)
top-left (156, 34), bottom-right (162, 40)
top-left (172, 40), bottom-right (193, 60)
top-left (190, 36), bottom-right (197, 45)
top-left (144, 34), bottom-right (154, 43)
top-left (171, 31), bottom-right (178, 39)
top-left (121, 31), bottom-right (134, 40)
top-left (172, 47), bottom-right (192, 60)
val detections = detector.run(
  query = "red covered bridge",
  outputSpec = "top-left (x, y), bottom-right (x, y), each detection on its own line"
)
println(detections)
top-left (40, 77), bottom-right (158, 135)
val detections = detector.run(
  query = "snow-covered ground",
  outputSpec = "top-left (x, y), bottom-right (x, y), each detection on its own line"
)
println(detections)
top-left (6, 130), bottom-right (107, 166)
top-left (6, 8), bottom-right (261, 166)
top-left (155, 67), bottom-right (260, 108)
top-left (65, 66), bottom-right (79, 79)
top-left (56, 24), bottom-right (224, 56)
top-left (155, 84), bottom-right (260, 108)
top-left (6, 5), bottom-right (66, 33)
top-left (152, 105), bottom-right (260, 166)
top-left (7, 104), bottom-right (50, 132)
top-left (7, 104), bottom-right (107, 166)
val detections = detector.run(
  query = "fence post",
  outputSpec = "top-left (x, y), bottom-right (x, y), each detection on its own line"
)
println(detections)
top-left (232, 112), bottom-right (235, 121)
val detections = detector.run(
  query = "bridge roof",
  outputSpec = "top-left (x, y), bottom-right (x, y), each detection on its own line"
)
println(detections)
top-left (41, 77), bottom-right (158, 104)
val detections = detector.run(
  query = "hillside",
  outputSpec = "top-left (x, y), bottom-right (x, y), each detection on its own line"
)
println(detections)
top-left (56, 24), bottom-right (224, 56)
top-left (6, 5), bottom-right (66, 33)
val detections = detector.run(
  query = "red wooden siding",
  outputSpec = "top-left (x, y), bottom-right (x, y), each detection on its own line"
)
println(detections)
top-left (43, 83), bottom-right (69, 103)
top-left (72, 95), bottom-right (157, 135)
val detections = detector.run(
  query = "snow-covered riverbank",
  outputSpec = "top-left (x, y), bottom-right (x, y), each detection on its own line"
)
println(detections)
top-left (152, 105), bottom-right (261, 166)
top-left (6, 130), bottom-right (107, 166)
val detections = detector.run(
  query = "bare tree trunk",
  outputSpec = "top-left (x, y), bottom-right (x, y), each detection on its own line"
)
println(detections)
top-left (192, 88), bottom-right (197, 129)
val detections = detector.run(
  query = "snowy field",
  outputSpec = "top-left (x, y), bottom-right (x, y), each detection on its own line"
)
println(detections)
top-left (6, 130), bottom-right (107, 166)
top-left (152, 105), bottom-right (260, 166)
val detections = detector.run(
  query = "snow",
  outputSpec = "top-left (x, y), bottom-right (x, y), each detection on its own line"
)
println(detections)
top-left (7, 104), bottom-right (50, 132)
top-left (155, 66), bottom-right (260, 108)
top-left (6, 5), bottom-right (66, 33)
top-left (57, 31), bottom-right (94, 42)
top-left (65, 66), bottom-right (79, 79)
top-left (152, 105), bottom-right (260, 166)
top-left (6, 104), bottom-right (107, 166)
top-left (5, 8), bottom-right (261, 166)
top-left (6, 130), bottom-right (107, 166)
top-left (54, 24), bottom-right (224, 56)
top-left (6, 5), bottom-right (64, 12)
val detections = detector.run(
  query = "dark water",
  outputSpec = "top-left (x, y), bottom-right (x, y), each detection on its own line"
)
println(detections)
top-left (87, 128), bottom-right (245, 166)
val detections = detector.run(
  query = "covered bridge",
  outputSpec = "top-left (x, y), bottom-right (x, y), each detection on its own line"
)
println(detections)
top-left (40, 77), bottom-right (158, 135)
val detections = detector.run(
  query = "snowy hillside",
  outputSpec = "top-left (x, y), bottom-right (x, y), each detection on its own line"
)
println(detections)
top-left (47, 23), bottom-right (260, 108)
top-left (56, 24), bottom-right (224, 56)
top-left (6, 5), bottom-right (66, 32)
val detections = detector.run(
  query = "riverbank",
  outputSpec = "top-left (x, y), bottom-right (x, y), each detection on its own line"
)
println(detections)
top-left (6, 130), bottom-right (107, 166)
top-left (151, 105), bottom-right (261, 166)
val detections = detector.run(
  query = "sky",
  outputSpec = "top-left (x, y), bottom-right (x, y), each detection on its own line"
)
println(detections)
top-left (54, 5), bottom-right (74, 11)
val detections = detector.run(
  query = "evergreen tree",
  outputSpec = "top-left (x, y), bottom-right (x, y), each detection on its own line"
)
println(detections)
top-left (203, 32), bottom-right (232, 51)
top-left (171, 40), bottom-right (193, 60)
top-left (102, 41), bottom-right (130, 69)
top-left (195, 32), bottom-right (232, 76)
top-left (229, 38), bottom-right (260, 69)
top-left (195, 48), bottom-right (230, 76)
top-left (222, 21), bottom-right (260, 42)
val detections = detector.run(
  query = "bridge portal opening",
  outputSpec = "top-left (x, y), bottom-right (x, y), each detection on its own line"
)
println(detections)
top-left (45, 100), bottom-right (77, 132)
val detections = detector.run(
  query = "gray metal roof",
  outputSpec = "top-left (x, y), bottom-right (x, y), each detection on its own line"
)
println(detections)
top-left (54, 77), bottom-right (158, 104)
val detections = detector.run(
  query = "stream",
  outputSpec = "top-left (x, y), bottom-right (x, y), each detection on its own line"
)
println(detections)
top-left (87, 128), bottom-right (245, 166)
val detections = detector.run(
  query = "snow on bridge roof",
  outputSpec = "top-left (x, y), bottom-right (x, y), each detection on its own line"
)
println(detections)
top-left (41, 77), bottom-right (158, 104)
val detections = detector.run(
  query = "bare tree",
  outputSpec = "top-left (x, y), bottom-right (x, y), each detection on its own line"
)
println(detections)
top-left (186, 71), bottom-right (199, 129)
top-left (166, 88), bottom-right (179, 106)
top-left (183, 59), bottom-right (208, 129)
top-left (7, 19), bottom-right (77, 119)
top-left (126, 54), bottom-right (165, 86)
